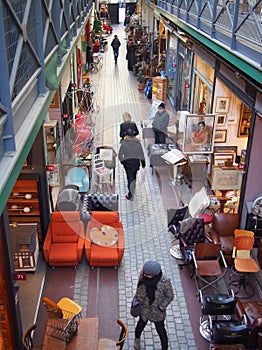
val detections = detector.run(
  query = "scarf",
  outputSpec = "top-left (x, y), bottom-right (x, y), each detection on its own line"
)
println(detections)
top-left (139, 272), bottom-right (162, 305)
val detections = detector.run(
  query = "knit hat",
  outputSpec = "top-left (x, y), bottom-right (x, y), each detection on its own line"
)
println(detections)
top-left (143, 261), bottom-right (161, 276)
top-left (158, 102), bottom-right (165, 109)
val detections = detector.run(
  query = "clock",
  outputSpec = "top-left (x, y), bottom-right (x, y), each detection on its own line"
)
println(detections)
top-left (252, 195), bottom-right (262, 217)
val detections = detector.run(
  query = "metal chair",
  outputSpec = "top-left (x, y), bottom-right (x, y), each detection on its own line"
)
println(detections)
top-left (92, 154), bottom-right (113, 190)
top-left (192, 242), bottom-right (227, 295)
top-left (98, 319), bottom-right (128, 350)
top-left (199, 289), bottom-right (236, 341)
top-left (229, 233), bottom-right (259, 298)
top-left (22, 324), bottom-right (36, 350)
top-left (42, 296), bottom-right (82, 319)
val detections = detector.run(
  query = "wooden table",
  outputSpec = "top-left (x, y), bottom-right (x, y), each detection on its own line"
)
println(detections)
top-left (42, 317), bottom-right (99, 350)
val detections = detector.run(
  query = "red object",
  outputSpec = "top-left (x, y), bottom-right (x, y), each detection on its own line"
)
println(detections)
top-left (238, 163), bottom-right (245, 170)
top-left (71, 83), bottom-right (76, 88)
top-left (85, 211), bottom-right (124, 267)
top-left (198, 213), bottom-right (213, 225)
top-left (185, 83), bottom-right (190, 88)
top-left (43, 211), bottom-right (85, 267)
top-left (14, 273), bottom-right (26, 281)
top-left (46, 165), bottom-right (54, 172)
top-left (102, 22), bottom-right (112, 33)
top-left (62, 113), bottom-right (69, 119)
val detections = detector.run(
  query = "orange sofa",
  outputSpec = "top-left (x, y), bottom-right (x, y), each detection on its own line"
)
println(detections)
top-left (85, 211), bottom-right (124, 267)
top-left (43, 211), bottom-right (85, 267)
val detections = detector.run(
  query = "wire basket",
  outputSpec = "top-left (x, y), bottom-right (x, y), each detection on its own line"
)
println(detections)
top-left (46, 312), bottom-right (80, 343)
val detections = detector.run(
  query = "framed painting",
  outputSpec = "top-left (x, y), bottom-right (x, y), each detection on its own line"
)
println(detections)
top-left (214, 130), bottom-right (227, 143)
top-left (215, 97), bottom-right (230, 113)
top-left (216, 114), bottom-right (226, 126)
top-left (237, 104), bottom-right (251, 137)
top-left (182, 114), bottom-right (216, 154)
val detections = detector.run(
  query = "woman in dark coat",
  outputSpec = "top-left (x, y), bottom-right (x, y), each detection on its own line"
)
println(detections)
top-left (126, 40), bottom-right (137, 71)
top-left (133, 261), bottom-right (174, 350)
top-left (118, 129), bottom-right (145, 200)
top-left (119, 112), bottom-right (139, 140)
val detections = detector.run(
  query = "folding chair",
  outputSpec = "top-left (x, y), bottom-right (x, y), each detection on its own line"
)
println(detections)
top-left (192, 242), bottom-right (227, 295)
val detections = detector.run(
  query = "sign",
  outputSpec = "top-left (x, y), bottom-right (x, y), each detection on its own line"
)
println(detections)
top-left (14, 272), bottom-right (27, 281)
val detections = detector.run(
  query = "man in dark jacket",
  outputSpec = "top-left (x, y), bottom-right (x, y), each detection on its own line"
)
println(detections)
top-left (152, 102), bottom-right (170, 144)
top-left (118, 129), bottom-right (145, 200)
top-left (111, 35), bottom-right (121, 63)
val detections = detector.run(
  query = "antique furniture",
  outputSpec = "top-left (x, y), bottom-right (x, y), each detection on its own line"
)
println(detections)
top-left (178, 217), bottom-right (206, 268)
top-left (199, 290), bottom-right (236, 341)
top-left (42, 317), bottom-right (99, 350)
top-left (65, 167), bottom-right (89, 193)
top-left (192, 243), bottom-right (227, 295)
top-left (42, 296), bottom-right (82, 319)
top-left (93, 154), bottom-right (113, 189)
top-left (10, 223), bottom-right (39, 272)
top-left (43, 211), bottom-right (85, 267)
top-left (96, 146), bottom-right (117, 178)
top-left (57, 188), bottom-right (80, 211)
top-left (208, 213), bottom-right (240, 265)
top-left (229, 232), bottom-right (259, 297)
top-left (22, 323), bottom-right (36, 350)
top-left (98, 319), bottom-right (128, 350)
top-left (85, 211), bottom-right (124, 267)
top-left (235, 299), bottom-right (262, 349)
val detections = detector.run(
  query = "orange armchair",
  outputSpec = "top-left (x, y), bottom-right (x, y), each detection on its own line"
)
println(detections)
top-left (85, 211), bottom-right (124, 267)
top-left (43, 211), bottom-right (85, 267)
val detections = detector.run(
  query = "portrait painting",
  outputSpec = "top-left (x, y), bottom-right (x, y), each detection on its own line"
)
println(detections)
top-left (216, 114), bottom-right (226, 126)
top-left (182, 114), bottom-right (216, 154)
top-left (215, 97), bottom-right (230, 113)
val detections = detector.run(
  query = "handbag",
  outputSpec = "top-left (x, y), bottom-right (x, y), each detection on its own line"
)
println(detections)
top-left (130, 295), bottom-right (142, 317)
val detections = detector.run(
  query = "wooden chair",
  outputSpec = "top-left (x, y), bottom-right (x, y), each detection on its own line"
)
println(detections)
top-left (98, 319), bottom-right (128, 350)
top-left (22, 324), bottom-right (36, 350)
top-left (42, 296), bottom-right (82, 319)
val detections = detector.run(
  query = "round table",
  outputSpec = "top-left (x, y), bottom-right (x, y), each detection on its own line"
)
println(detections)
top-left (90, 225), bottom-right (118, 246)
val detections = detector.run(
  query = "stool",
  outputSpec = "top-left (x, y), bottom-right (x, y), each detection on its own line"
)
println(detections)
top-left (198, 213), bottom-right (213, 232)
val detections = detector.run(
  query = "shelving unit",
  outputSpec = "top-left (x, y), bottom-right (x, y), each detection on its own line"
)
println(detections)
top-left (7, 179), bottom-right (42, 246)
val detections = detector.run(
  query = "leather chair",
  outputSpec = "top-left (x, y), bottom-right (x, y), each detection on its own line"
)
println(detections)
top-left (43, 211), bottom-right (85, 267)
top-left (235, 299), bottom-right (262, 349)
top-left (65, 167), bottom-right (89, 193)
top-left (208, 213), bottom-right (240, 265)
top-left (85, 211), bottom-right (124, 267)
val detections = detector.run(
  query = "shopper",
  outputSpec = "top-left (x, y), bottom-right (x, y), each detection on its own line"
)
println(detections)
top-left (111, 35), bottom-right (121, 63)
top-left (118, 129), bottom-right (145, 200)
top-left (119, 112), bottom-right (139, 141)
top-left (152, 102), bottom-right (170, 144)
top-left (126, 39), bottom-right (137, 71)
top-left (133, 260), bottom-right (174, 350)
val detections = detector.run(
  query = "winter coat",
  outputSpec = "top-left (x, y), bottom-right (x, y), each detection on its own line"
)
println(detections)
top-left (152, 110), bottom-right (170, 133)
top-left (136, 272), bottom-right (174, 322)
top-left (119, 121), bottom-right (139, 139)
top-left (118, 137), bottom-right (145, 171)
top-left (126, 44), bottom-right (137, 71)
top-left (111, 38), bottom-right (121, 50)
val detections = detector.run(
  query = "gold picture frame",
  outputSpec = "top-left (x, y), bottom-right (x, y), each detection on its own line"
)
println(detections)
top-left (237, 104), bottom-right (251, 137)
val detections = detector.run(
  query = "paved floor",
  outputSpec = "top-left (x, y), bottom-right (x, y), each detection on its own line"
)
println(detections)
top-left (73, 24), bottom-right (198, 349)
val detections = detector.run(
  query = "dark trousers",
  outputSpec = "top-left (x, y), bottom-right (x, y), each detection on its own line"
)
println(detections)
top-left (154, 130), bottom-right (166, 144)
top-left (123, 165), bottom-right (137, 197)
top-left (113, 49), bottom-right (119, 61)
top-left (135, 317), bottom-right (168, 350)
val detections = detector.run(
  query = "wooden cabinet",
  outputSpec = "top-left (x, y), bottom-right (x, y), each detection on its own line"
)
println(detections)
top-left (152, 77), bottom-right (167, 102)
top-left (7, 179), bottom-right (43, 247)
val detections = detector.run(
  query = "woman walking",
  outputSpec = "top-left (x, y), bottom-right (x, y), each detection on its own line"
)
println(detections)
top-left (133, 260), bottom-right (174, 350)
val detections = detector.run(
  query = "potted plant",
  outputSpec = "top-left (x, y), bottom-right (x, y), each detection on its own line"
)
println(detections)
top-left (137, 67), bottom-right (146, 90)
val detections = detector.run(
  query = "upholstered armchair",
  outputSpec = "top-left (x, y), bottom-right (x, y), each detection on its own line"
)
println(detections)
top-left (43, 211), bottom-right (85, 267)
top-left (65, 167), bottom-right (89, 193)
top-left (208, 213), bottom-right (240, 265)
top-left (85, 211), bottom-right (124, 267)
top-left (235, 299), bottom-right (262, 349)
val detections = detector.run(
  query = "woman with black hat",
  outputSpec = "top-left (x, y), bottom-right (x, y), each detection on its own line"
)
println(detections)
top-left (152, 102), bottom-right (170, 144)
top-left (133, 260), bottom-right (174, 350)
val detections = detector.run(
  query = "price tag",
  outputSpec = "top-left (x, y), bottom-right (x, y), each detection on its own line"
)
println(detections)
top-left (14, 273), bottom-right (27, 281)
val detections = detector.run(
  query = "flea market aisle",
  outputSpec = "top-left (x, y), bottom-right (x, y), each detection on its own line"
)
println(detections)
top-left (91, 25), bottom-right (151, 149)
